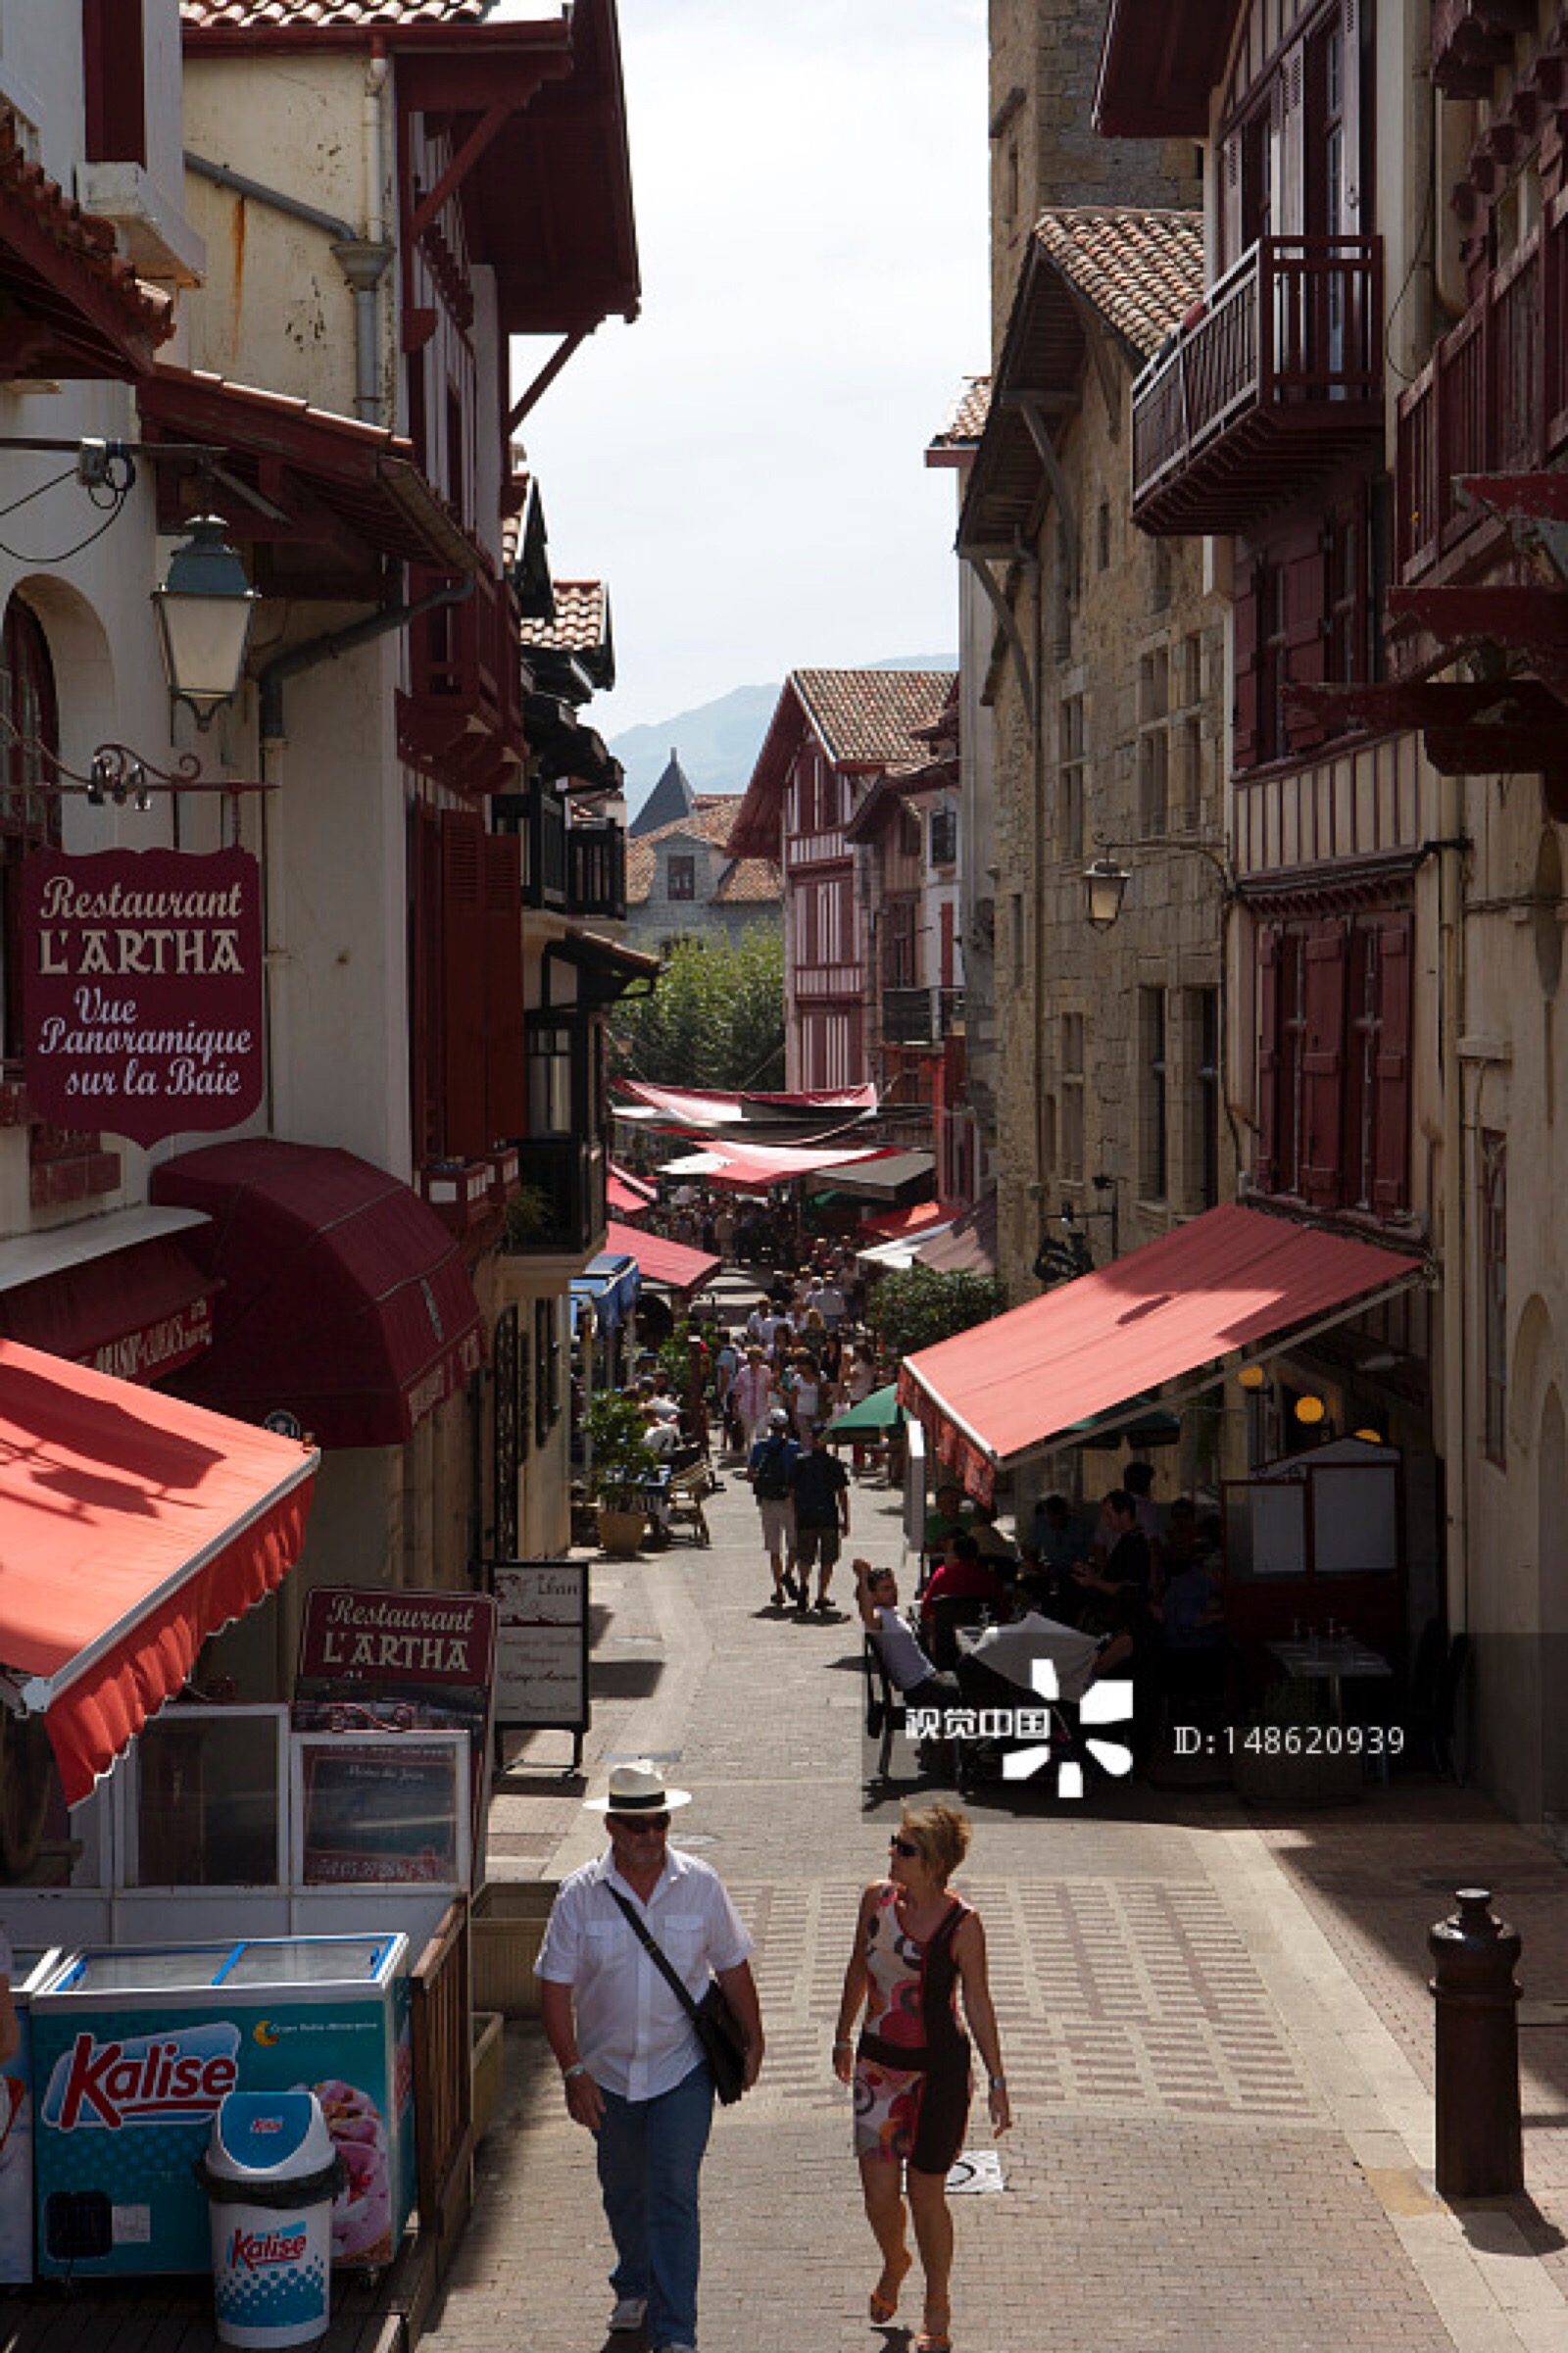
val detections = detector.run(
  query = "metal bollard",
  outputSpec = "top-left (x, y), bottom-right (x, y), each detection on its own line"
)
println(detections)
top-left (1427, 1887), bottom-right (1523, 2197)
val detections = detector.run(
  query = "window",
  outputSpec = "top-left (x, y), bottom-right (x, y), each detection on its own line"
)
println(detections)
top-left (1058, 695), bottom-right (1085, 859)
top-left (83, 0), bottom-right (147, 167)
top-left (1185, 988), bottom-right (1220, 1210)
top-left (900, 809), bottom-right (922, 860)
top-left (882, 897), bottom-right (917, 988)
top-left (929, 808), bottom-right (958, 866)
top-left (1010, 892), bottom-right (1025, 988)
top-left (1254, 909), bottom-right (1412, 1215)
top-left (1137, 651), bottom-right (1169, 836)
top-left (528, 1019), bottom-right (574, 1136)
top-left (1482, 1131), bottom-right (1506, 1466)
top-left (0, 601), bottom-right (61, 1063)
top-left (667, 855), bottom-right (696, 902)
top-left (1053, 521), bottom-right (1074, 658)
top-left (1138, 988), bottom-right (1168, 1201)
top-left (1097, 502), bottom-right (1111, 571)
top-left (1060, 1012), bottom-right (1084, 1183)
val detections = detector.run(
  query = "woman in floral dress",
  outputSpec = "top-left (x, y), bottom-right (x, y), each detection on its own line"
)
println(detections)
top-left (831, 1802), bottom-right (1010, 2352)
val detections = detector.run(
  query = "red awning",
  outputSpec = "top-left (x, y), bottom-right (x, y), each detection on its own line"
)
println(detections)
top-left (659, 1143), bottom-right (900, 1193)
top-left (151, 1140), bottom-right (485, 1449)
top-left (0, 1341), bottom-right (317, 1803)
top-left (610, 1159), bottom-right (657, 1203)
top-left (860, 1201), bottom-right (954, 1244)
top-left (899, 1204), bottom-right (1425, 1497)
top-left (606, 1220), bottom-right (720, 1297)
top-left (0, 1212), bottom-right (217, 1385)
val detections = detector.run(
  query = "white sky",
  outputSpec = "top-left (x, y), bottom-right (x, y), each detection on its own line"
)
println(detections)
top-left (509, 0), bottom-right (991, 735)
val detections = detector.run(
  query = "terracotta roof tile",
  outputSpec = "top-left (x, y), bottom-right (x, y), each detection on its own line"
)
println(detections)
top-left (519, 580), bottom-right (608, 657)
top-left (1030, 208), bottom-right (1204, 361)
top-left (931, 375), bottom-right (991, 448)
top-left (181, 1), bottom-right (492, 27)
top-left (0, 109), bottom-right (174, 353)
top-left (793, 668), bottom-right (956, 768)
top-left (623, 800), bottom-right (780, 910)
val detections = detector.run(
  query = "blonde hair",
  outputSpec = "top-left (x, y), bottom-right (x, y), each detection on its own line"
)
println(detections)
top-left (900, 1801), bottom-right (970, 1885)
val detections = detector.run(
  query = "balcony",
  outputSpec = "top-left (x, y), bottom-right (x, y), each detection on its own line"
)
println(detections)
top-left (508, 1137), bottom-right (607, 1257)
top-left (1131, 237), bottom-right (1385, 536)
top-left (1396, 200), bottom-right (1568, 585)
top-left (883, 986), bottom-right (965, 1046)
top-left (566, 821), bottom-right (626, 921)
top-left (398, 564), bottom-right (525, 796)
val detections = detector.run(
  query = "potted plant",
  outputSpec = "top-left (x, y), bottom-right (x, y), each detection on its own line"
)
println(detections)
top-left (501, 1182), bottom-right (557, 1251)
top-left (583, 1391), bottom-right (657, 1557)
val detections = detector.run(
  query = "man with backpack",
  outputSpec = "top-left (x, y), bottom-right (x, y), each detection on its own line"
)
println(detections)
top-left (747, 1407), bottom-right (799, 1607)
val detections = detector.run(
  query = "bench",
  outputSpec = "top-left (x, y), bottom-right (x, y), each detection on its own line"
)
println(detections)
top-left (862, 1635), bottom-right (907, 1781)
top-left (664, 1460), bottom-right (713, 1546)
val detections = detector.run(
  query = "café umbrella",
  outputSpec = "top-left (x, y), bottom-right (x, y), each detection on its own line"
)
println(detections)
top-left (822, 1384), bottom-right (905, 1442)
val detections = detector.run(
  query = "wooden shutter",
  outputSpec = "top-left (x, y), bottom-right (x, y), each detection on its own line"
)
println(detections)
top-left (1300, 918), bottom-right (1348, 1205)
top-left (1285, 533), bottom-right (1328, 750)
top-left (1255, 922), bottom-right (1282, 1192)
top-left (1233, 558), bottom-right (1260, 770)
top-left (441, 808), bottom-right (488, 1159)
top-left (1371, 910), bottom-right (1413, 1212)
top-left (1222, 131), bottom-right (1244, 267)
top-left (83, 0), bottom-right (147, 166)
top-left (1341, 0), bottom-right (1363, 233)
top-left (940, 900), bottom-right (955, 990)
top-left (484, 831), bottom-right (525, 1142)
top-left (1275, 44), bottom-right (1305, 238)
top-left (409, 803), bottom-right (442, 1165)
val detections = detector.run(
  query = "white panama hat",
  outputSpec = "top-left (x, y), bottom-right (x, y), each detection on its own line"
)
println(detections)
top-left (584, 1757), bottom-right (694, 1813)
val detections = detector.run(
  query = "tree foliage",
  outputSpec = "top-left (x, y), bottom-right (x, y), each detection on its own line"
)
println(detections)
top-left (869, 1266), bottom-right (1004, 1360)
top-left (611, 923), bottom-right (785, 1090)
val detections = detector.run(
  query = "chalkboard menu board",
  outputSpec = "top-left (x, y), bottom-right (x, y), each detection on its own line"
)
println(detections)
top-left (491, 1562), bottom-right (589, 1752)
top-left (293, 1732), bottom-right (469, 1887)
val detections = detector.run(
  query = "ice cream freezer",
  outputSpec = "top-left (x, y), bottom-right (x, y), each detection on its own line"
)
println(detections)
top-left (29, 1934), bottom-right (415, 2279)
top-left (0, 1948), bottom-right (62, 2285)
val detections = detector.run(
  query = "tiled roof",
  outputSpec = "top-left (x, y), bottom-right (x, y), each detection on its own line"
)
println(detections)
top-left (931, 376), bottom-right (991, 448)
top-left (624, 800), bottom-right (780, 910)
top-left (1031, 208), bottom-right (1204, 360)
top-left (0, 109), bottom-right (174, 356)
top-left (181, 1), bottom-right (493, 28)
top-left (793, 668), bottom-right (956, 768)
top-left (519, 581), bottom-right (608, 657)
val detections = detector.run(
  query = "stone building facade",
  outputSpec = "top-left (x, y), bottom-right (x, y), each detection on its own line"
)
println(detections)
top-left (623, 798), bottom-right (780, 957)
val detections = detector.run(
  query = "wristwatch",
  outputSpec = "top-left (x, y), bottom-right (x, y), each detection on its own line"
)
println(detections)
top-left (988, 2074), bottom-right (1006, 2089)
top-left (563, 2061), bottom-right (587, 2082)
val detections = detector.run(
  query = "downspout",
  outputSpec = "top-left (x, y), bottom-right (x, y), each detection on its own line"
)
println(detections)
top-left (1031, 545), bottom-right (1049, 1278)
top-left (185, 150), bottom-right (392, 424)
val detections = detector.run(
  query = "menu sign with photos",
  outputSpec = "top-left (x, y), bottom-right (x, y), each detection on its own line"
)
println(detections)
top-left (22, 847), bottom-right (264, 1145)
top-left (492, 1561), bottom-right (589, 1751)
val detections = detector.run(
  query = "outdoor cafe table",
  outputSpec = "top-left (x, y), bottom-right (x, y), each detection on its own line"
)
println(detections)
top-left (1267, 1634), bottom-right (1394, 1720)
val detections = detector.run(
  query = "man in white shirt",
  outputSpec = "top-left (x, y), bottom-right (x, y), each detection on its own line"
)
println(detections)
top-left (537, 1762), bottom-right (763, 2353)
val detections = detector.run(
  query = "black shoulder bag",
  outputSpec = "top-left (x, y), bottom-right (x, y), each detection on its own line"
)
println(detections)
top-left (605, 1886), bottom-right (749, 2105)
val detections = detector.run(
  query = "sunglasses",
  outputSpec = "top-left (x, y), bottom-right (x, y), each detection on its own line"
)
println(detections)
top-left (609, 1812), bottom-right (670, 1834)
top-left (889, 1836), bottom-right (921, 1860)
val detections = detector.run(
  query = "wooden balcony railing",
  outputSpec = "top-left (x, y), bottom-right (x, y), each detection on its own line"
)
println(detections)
top-left (399, 564), bottom-right (525, 794)
top-left (1131, 236), bottom-right (1384, 535)
top-left (883, 986), bottom-right (965, 1046)
top-left (1396, 195), bottom-right (1568, 580)
top-left (566, 820), bottom-right (626, 921)
top-left (512, 1136), bottom-right (607, 1255)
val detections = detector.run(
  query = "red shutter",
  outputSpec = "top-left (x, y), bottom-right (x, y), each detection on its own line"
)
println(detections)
top-left (1284, 534), bottom-right (1329, 751)
top-left (1255, 923), bottom-right (1282, 1193)
top-left (940, 901), bottom-right (955, 989)
top-left (409, 804), bottom-right (443, 1166)
top-left (1233, 558), bottom-right (1260, 770)
top-left (1300, 919), bottom-right (1348, 1205)
top-left (484, 831), bottom-right (525, 1142)
top-left (83, 0), bottom-right (147, 166)
top-left (1371, 911), bottom-right (1413, 1213)
top-left (441, 808), bottom-right (487, 1159)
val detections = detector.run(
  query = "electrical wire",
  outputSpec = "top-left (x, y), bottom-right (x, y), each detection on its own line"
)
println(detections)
top-left (0, 449), bottom-right (136, 564)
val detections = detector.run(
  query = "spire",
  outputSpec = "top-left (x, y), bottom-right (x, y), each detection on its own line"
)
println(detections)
top-left (630, 747), bottom-right (697, 837)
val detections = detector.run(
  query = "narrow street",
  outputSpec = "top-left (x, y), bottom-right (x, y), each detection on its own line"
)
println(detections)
top-left (426, 1463), bottom-right (1568, 2353)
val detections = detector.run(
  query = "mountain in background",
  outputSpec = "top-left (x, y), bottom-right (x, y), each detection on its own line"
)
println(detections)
top-left (611, 656), bottom-right (956, 812)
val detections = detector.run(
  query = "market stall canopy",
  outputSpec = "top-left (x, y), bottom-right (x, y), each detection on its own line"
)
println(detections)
top-left (658, 1142), bottom-right (898, 1193)
top-left (899, 1203), bottom-right (1426, 1498)
top-left (913, 1191), bottom-right (998, 1277)
top-left (823, 1384), bottom-right (905, 1441)
top-left (812, 1151), bottom-right (935, 1205)
top-left (614, 1079), bottom-right (879, 1148)
top-left (858, 1225), bottom-right (958, 1271)
top-left (0, 1341), bottom-right (317, 1804)
top-left (606, 1221), bottom-right (720, 1299)
top-left (859, 1201), bottom-right (954, 1244)
top-left (570, 1251), bottom-right (641, 1334)
top-left (150, 1140), bottom-right (484, 1449)
top-left (607, 1170), bottom-right (653, 1220)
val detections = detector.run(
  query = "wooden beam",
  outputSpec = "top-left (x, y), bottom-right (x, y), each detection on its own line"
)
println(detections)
top-left (507, 327), bottom-right (591, 435)
top-left (411, 105), bottom-right (514, 243)
top-left (1013, 395), bottom-right (1078, 556)
top-left (964, 555), bottom-right (1036, 727)
top-left (1387, 584), bottom-right (1568, 647)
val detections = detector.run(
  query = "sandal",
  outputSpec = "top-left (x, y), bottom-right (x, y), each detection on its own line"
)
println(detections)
top-left (914, 2331), bottom-right (953, 2352)
top-left (869, 2250), bottom-right (911, 2323)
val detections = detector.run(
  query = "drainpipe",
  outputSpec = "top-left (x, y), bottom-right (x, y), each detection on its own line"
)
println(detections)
top-left (185, 151), bottom-right (393, 424)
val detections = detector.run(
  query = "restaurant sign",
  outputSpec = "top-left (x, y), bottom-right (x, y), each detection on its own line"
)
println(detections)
top-left (22, 847), bottom-right (264, 1146)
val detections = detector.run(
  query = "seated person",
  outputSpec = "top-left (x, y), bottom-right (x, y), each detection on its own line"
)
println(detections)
top-left (1031, 1492), bottom-right (1094, 1574)
top-left (856, 1560), bottom-right (959, 1710)
top-left (919, 1532), bottom-right (1006, 1640)
top-left (967, 1498), bottom-right (1019, 1566)
top-left (640, 1403), bottom-right (680, 1461)
top-left (921, 1479), bottom-right (975, 1553)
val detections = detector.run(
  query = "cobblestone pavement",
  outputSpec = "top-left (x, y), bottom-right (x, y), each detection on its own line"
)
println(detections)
top-left (429, 1442), bottom-right (1568, 2353)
